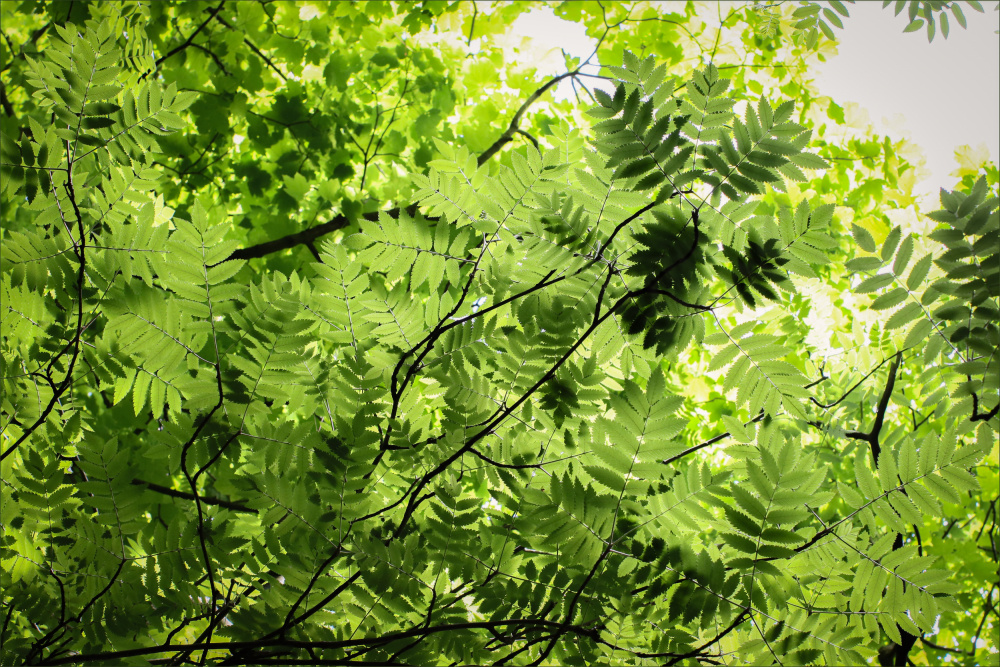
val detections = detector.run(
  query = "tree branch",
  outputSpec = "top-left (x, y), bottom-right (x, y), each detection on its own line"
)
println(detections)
top-left (477, 71), bottom-right (577, 166)
top-left (224, 66), bottom-right (580, 264)
top-left (131, 478), bottom-right (256, 514)
top-left (212, 13), bottom-right (288, 82)
top-left (0, 79), bottom-right (14, 117)
top-left (226, 215), bottom-right (350, 262)
top-left (152, 1), bottom-right (226, 72)
top-left (844, 352), bottom-right (901, 465)
top-left (662, 411), bottom-right (766, 466)
top-left (971, 391), bottom-right (999, 422)
top-left (224, 203), bottom-right (427, 263)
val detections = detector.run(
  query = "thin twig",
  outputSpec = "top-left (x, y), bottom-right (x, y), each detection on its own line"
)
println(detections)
top-left (152, 1), bottom-right (226, 72)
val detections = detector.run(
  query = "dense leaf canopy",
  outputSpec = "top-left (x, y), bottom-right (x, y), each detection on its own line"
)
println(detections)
top-left (1, 1), bottom-right (997, 666)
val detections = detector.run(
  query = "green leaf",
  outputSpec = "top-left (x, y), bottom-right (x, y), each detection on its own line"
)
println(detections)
top-left (757, 544), bottom-right (796, 559)
top-left (906, 253), bottom-right (933, 290)
top-left (838, 480), bottom-right (865, 508)
top-left (730, 485), bottom-right (768, 521)
top-left (951, 3), bottom-right (967, 28)
top-left (852, 224), bottom-right (877, 252)
top-left (829, 0), bottom-right (850, 17)
top-left (725, 505), bottom-right (762, 537)
top-left (83, 116), bottom-right (117, 130)
top-left (846, 256), bottom-right (883, 272)
top-left (760, 527), bottom-right (804, 545)
top-left (83, 102), bottom-right (122, 115)
top-left (855, 273), bottom-right (894, 293)
top-left (823, 7), bottom-right (845, 29)
top-left (2, 12), bottom-right (991, 665)
top-left (903, 318), bottom-right (934, 349)
top-left (885, 302), bottom-right (922, 330)
top-left (892, 234), bottom-right (914, 275)
top-left (881, 226), bottom-right (902, 260)
top-left (870, 287), bottom-right (907, 311)
top-left (721, 532), bottom-right (758, 554)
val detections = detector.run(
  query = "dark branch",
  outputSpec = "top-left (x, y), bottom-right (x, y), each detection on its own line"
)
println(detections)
top-left (227, 216), bottom-right (349, 262)
top-left (131, 478), bottom-right (256, 513)
top-left (971, 391), bottom-right (999, 422)
top-left (662, 411), bottom-right (766, 466)
top-left (514, 128), bottom-right (539, 149)
top-left (844, 352), bottom-right (901, 465)
top-left (810, 355), bottom-right (894, 409)
top-left (477, 71), bottom-right (577, 166)
top-left (44, 617), bottom-right (600, 666)
top-left (225, 67), bottom-right (579, 263)
top-left (0, 79), bottom-right (14, 117)
top-left (153, 1), bottom-right (226, 72)
top-left (224, 203), bottom-right (427, 263)
top-left (188, 42), bottom-right (231, 76)
top-left (212, 13), bottom-right (288, 82)
top-left (467, 1), bottom-right (478, 46)
top-left (920, 637), bottom-right (973, 655)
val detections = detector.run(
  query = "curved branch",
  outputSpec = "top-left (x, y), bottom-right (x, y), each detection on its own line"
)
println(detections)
top-left (212, 13), bottom-right (288, 82)
top-left (131, 478), bottom-right (256, 514)
top-left (477, 71), bottom-right (577, 166)
top-left (225, 66), bottom-right (582, 263)
top-left (226, 215), bottom-right (350, 262)
top-left (153, 1), bottom-right (226, 72)
top-left (43, 618), bottom-right (602, 666)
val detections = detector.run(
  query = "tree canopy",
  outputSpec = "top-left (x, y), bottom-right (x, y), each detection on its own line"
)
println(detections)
top-left (1, 1), bottom-right (997, 665)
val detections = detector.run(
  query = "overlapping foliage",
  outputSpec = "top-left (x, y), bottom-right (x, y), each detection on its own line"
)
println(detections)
top-left (1, 1), bottom-right (997, 666)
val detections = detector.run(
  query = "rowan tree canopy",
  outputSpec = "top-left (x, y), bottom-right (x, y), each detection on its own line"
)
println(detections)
top-left (1, 1), bottom-right (997, 666)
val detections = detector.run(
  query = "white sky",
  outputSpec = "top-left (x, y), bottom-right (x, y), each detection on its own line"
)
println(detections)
top-left (811, 1), bottom-right (999, 194)
top-left (507, 8), bottom-right (595, 90)
top-left (508, 2), bottom-right (1000, 196)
